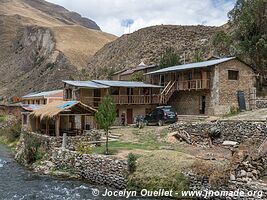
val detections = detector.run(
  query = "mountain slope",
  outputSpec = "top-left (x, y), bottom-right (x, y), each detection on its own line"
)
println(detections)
top-left (88, 25), bottom-right (222, 78)
top-left (0, 0), bottom-right (117, 98)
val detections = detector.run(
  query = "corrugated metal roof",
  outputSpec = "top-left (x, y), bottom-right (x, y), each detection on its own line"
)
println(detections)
top-left (23, 90), bottom-right (63, 99)
top-left (21, 104), bottom-right (43, 111)
top-left (120, 64), bottom-right (157, 76)
top-left (92, 80), bottom-right (162, 88)
top-left (63, 80), bottom-right (110, 89)
top-left (146, 57), bottom-right (236, 75)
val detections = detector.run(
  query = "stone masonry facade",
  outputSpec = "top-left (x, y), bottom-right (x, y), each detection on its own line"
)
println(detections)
top-left (211, 59), bottom-right (255, 115)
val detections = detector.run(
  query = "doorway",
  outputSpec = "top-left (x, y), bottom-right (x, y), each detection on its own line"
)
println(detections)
top-left (199, 96), bottom-right (206, 114)
top-left (127, 109), bottom-right (133, 124)
top-left (160, 75), bottom-right (165, 86)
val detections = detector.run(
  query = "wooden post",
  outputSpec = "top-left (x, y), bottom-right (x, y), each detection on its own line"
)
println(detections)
top-left (62, 133), bottom-right (67, 149)
top-left (35, 117), bottom-right (40, 132)
top-left (46, 119), bottom-right (49, 135)
top-left (119, 87), bottom-right (121, 104)
top-left (55, 115), bottom-right (60, 137)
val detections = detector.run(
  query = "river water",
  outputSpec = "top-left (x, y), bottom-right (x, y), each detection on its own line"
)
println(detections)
top-left (0, 145), bottom-right (156, 200)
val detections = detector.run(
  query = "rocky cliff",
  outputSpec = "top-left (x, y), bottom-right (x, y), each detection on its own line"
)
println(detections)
top-left (0, 0), bottom-right (116, 98)
top-left (88, 25), bottom-right (222, 78)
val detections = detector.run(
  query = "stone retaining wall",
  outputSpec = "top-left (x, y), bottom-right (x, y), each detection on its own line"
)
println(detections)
top-left (169, 120), bottom-right (267, 145)
top-left (51, 148), bottom-right (128, 189)
top-left (256, 99), bottom-right (267, 109)
top-left (20, 130), bottom-right (101, 151)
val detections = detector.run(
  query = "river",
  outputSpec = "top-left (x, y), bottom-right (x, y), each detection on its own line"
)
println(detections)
top-left (0, 145), bottom-right (156, 200)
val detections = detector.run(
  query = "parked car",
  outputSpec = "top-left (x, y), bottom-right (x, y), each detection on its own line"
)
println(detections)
top-left (144, 106), bottom-right (178, 126)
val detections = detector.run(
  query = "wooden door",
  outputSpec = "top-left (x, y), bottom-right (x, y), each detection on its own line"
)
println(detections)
top-left (127, 109), bottom-right (133, 124)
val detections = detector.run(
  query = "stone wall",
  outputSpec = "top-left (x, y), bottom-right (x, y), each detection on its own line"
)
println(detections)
top-left (51, 148), bottom-right (128, 189)
top-left (169, 90), bottom-right (212, 115)
top-left (256, 99), bottom-right (267, 109)
top-left (169, 120), bottom-right (267, 145)
top-left (15, 130), bottom-right (102, 164)
top-left (213, 59), bottom-right (255, 115)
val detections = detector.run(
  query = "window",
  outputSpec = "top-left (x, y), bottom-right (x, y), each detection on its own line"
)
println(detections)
top-left (66, 89), bottom-right (72, 99)
top-left (228, 70), bottom-right (239, 80)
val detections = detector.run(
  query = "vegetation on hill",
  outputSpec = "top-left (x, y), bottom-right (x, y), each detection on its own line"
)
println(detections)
top-left (159, 47), bottom-right (181, 69)
top-left (228, 0), bottom-right (267, 72)
top-left (88, 25), bottom-right (221, 78)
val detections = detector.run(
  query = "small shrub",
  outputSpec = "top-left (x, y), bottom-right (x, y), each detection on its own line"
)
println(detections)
top-left (230, 106), bottom-right (239, 115)
top-left (209, 166), bottom-right (230, 188)
top-left (76, 143), bottom-right (92, 154)
top-left (0, 122), bottom-right (21, 143)
top-left (0, 115), bottom-right (6, 122)
top-left (191, 160), bottom-right (216, 178)
top-left (23, 133), bottom-right (42, 164)
top-left (128, 153), bottom-right (138, 173)
top-left (192, 160), bottom-right (230, 188)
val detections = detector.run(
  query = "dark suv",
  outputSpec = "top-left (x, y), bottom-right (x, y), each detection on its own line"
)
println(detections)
top-left (144, 106), bottom-right (178, 126)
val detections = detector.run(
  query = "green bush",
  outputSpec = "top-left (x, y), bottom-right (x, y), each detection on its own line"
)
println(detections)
top-left (0, 115), bottom-right (6, 122)
top-left (128, 153), bottom-right (138, 173)
top-left (23, 133), bottom-right (43, 164)
top-left (76, 143), bottom-right (92, 154)
top-left (0, 122), bottom-right (21, 143)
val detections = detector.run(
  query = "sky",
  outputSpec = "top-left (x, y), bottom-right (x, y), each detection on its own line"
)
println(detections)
top-left (47, 0), bottom-right (236, 36)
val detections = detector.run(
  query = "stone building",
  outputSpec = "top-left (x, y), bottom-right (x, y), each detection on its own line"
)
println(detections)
top-left (146, 57), bottom-right (256, 115)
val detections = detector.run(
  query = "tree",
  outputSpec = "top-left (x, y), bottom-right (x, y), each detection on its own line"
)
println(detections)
top-left (95, 95), bottom-right (116, 155)
top-left (159, 47), bottom-right (181, 69)
top-left (192, 49), bottom-right (205, 62)
top-left (228, 0), bottom-right (267, 71)
top-left (129, 71), bottom-right (145, 82)
top-left (212, 31), bottom-right (233, 56)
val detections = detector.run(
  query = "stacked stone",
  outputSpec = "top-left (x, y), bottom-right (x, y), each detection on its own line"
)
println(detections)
top-left (256, 100), bottom-right (267, 109)
top-left (169, 121), bottom-right (267, 146)
top-left (231, 156), bottom-right (266, 183)
top-left (52, 148), bottom-right (128, 189)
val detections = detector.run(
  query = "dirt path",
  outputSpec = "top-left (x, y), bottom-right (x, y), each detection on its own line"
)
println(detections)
top-left (223, 108), bottom-right (267, 121)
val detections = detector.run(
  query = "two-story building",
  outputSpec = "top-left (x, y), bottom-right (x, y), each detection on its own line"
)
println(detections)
top-left (63, 80), bottom-right (162, 124)
top-left (22, 90), bottom-right (63, 105)
top-left (146, 57), bottom-right (256, 115)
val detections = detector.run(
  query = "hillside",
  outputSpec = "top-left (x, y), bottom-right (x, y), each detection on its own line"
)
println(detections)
top-left (0, 0), bottom-right (116, 98)
top-left (88, 25), bottom-right (222, 78)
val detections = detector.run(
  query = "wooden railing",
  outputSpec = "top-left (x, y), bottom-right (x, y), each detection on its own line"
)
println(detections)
top-left (160, 79), bottom-right (210, 104)
top-left (176, 79), bottom-right (210, 90)
top-left (83, 95), bottom-right (161, 107)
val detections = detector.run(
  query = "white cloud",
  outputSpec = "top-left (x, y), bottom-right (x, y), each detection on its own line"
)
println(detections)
top-left (46, 0), bottom-right (235, 36)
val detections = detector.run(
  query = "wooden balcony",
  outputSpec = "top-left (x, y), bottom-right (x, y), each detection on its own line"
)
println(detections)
top-left (176, 79), bottom-right (210, 90)
top-left (83, 95), bottom-right (161, 107)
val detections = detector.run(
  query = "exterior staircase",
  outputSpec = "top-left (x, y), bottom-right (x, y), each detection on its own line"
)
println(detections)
top-left (160, 81), bottom-right (177, 104)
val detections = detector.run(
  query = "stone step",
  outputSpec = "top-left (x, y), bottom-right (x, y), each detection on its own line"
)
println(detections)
top-left (177, 115), bottom-right (209, 122)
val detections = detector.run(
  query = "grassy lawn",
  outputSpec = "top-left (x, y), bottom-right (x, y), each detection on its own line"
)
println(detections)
top-left (92, 140), bottom-right (161, 154)
top-left (92, 126), bottom-right (170, 155)
top-left (127, 150), bottom-right (196, 196)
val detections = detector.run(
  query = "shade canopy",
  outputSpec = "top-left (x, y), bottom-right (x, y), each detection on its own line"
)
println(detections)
top-left (30, 101), bottom-right (96, 119)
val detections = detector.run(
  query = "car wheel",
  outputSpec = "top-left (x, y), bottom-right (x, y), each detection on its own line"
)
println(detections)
top-left (158, 120), bottom-right (164, 126)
